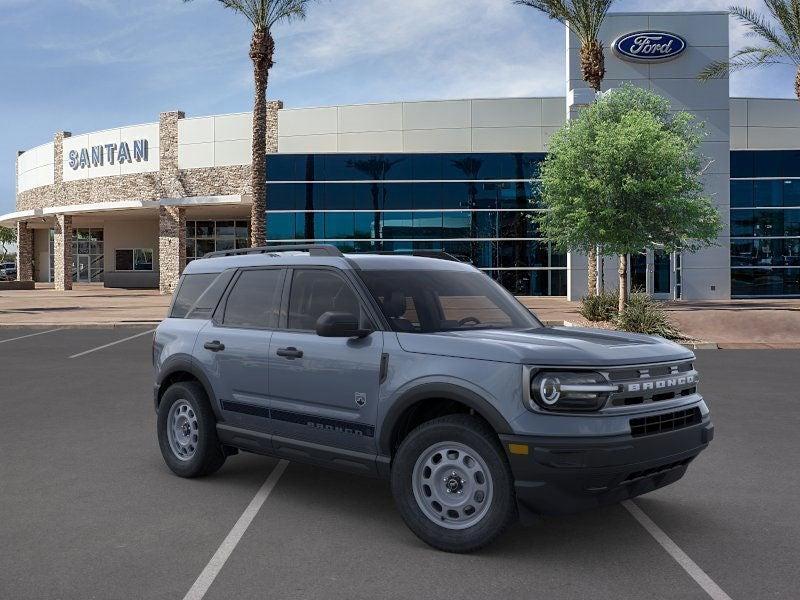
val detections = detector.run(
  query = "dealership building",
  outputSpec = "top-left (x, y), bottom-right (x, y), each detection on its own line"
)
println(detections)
top-left (3, 10), bottom-right (800, 299)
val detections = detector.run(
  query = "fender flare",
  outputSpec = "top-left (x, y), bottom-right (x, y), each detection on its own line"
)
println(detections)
top-left (155, 355), bottom-right (219, 417)
top-left (378, 382), bottom-right (513, 456)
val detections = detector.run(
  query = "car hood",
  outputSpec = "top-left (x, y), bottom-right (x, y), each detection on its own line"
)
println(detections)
top-left (396, 326), bottom-right (693, 367)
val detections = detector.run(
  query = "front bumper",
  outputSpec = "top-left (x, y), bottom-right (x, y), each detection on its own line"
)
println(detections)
top-left (500, 416), bottom-right (713, 515)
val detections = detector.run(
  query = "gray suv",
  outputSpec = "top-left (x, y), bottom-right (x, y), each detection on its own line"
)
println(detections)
top-left (153, 245), bottom-right (713, 552)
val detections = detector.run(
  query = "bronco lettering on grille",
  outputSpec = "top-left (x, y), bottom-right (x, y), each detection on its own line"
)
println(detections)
top-left (627, 374), bottom-right (695, 393)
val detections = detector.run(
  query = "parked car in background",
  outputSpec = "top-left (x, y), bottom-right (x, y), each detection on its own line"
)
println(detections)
top-left (0, 262), bottom-right (16, 281)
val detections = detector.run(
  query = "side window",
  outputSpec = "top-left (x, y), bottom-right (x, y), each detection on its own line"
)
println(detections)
top-left (287, 269), bottom-right (364, 331)
top-left (223, 269), bottom-right (283, 329)
top-left (171, 273), bottom-right (218, 318)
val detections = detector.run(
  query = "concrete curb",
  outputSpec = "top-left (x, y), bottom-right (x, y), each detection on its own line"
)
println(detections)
top-left (0, 322), bottom-right (160, 329)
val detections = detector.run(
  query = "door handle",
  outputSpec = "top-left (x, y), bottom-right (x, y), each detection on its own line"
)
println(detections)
top-left (203, 340), bottom-right (225, 352)
top-left (276, 346), bottom-right (303, 359)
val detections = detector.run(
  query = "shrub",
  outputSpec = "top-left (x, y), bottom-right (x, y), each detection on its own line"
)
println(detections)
top-left (614, 293), bottom-right (684, 340)
top-left (579, 290), bottom-right (619, 322)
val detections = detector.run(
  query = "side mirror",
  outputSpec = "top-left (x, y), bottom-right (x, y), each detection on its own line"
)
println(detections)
top-left (315, 312), bottom-right (372, 338)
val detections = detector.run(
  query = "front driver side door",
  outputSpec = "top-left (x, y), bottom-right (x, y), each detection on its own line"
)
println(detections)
top-left (268, 267), bottom-right (384, 455)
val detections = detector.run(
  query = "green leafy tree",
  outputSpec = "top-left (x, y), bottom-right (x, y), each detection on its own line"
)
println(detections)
top-left (0, 226), bottom-right (15, 263)
top-left (184, 0), bottom-right (316, 246)
top-left (699, 2), bottom-right (800, 100)
top-left (514, 0), bottom-right (616, 294)
top-left (535, 85), bottom-right (722, 312)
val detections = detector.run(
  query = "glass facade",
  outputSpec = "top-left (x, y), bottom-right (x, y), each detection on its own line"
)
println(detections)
top-left (186, 220), bottom-right (251, 264)
top-left (731, 151), bottom-right (800, 297)
top-left (264, 153), bottom-right (567, 296)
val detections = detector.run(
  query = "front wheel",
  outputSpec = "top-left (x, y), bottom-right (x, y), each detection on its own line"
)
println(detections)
top-left (390, 414), bottom-right (517, 552)
top-left (157, 381), bottom-right (226, 478)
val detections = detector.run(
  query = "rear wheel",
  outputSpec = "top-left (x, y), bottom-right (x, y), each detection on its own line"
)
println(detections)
top-left (391, 414), bottom-right (517, 552)
top-left (157, 381), bottom-right (225, 478)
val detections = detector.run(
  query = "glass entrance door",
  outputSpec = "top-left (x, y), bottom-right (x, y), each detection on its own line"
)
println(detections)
top-left (76, 256), bottom-right (90, 282)
top-left (653, 250), bottom-right (672, 298)
top-left (630, 252), bottom-right (648, 293)
top-left (626, 249), bottom-right (674, 299)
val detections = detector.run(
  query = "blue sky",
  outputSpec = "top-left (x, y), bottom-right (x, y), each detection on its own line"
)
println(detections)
top-left (1, 0), bottom-right (796, 215)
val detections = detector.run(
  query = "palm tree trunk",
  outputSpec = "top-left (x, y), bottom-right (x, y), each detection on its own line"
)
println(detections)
top-left (796, 67), bottom-right (800, 102)
top-left (249, 29), bottom-right (274, 247)
top-left (580, 40), bottom-right (605, 93)
top-left (618, 254), bottom-right (628, 314)
top-left (581, 39), bottom-right (604, 295)
top-left (587, 247), bottom-right (597, 296)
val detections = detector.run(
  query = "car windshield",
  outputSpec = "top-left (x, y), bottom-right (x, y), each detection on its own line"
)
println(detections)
top-left (357, 268), bottom-right (542, 333)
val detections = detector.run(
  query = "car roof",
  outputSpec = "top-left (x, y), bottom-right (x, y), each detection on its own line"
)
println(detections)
top-left (182, 252), bottom-right (477, 275)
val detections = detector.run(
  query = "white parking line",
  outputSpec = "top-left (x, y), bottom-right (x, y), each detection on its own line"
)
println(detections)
top-left (623, 500), bottom-right (733, 600)
top-left (0, 329), bottom-right (63, 345)
top-left (183, 460), bottom-right (289, 600)
top-left (68, 328), bottom-right (156, 359)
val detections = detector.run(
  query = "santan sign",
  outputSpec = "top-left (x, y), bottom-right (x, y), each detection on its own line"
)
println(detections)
top-left (613, 31), bottom-right (687, 62)
top-left (68, 139), bottom-right (149, 170)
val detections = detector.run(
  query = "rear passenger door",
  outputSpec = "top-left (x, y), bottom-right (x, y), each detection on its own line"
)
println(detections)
top-left (195, 267), bottom-right (285, 433)
top-left (268, 268), bottom-right (384, 455)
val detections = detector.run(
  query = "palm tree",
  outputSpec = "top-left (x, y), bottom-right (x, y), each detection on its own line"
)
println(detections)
top-left (699, 3), bottom-right (800, 101)
top-left (184, 0), bottom-right (314, 247)
top-left (348, 157), bottom-right (405, 249)
top-left (515, 0), bottom-right (616, 295)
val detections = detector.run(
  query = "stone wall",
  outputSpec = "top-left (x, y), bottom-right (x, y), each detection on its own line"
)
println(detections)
top-left (158, 206), bottom-right (185, 295)
top-left (53, 214), bottom-right (73, 291)
top-left (16, 222), bottom-right (33, 281)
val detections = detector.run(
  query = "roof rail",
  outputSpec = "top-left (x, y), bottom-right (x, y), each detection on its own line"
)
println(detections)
top-left (370, 250), bottom-right (466, 263)
top-left (202, 244), bottom-right (344, 259)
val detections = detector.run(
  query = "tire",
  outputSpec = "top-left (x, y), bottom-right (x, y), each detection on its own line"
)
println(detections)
top-left (157, 381), bottom-right (226, 478)
top-left (390, 414), bottom-right (518, 553)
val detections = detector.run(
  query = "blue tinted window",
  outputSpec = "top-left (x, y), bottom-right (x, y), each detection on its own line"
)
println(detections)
top-left (754, 180), bottom-right (783, 207)
top-left (441, 183), bottom-right (470, 209)
top-left (412, 212), bottom-right (442, 238)
top-left (353, 183), bottom-right (380, 210)
top-left (266, 155), bottom-right (296, 181)
top-left (355, 213), bottom-right (377, 239)
top-left (381, 183), bottom-right (413, 210)
top-left (412, 182), bottom-right (442, 209)
top-left (442, 212), bottom-right (472, 237)
top-left (731, 239), bottom-right (800, 267)
top-left (324, 213), bottom-right (354, 238)
top-left (731, 210), bottom-right (754, 237)
top-left (730, 181), bottom-right (753, 208)
top-left (266, 213), bottom-right (295, 240)
top-left (517, 153), bottom-right (546, 179)
top-left (267, 184), bottom-right (299, 210)
top-left (294, 212), bottom-right (308, 240)
top-left (307, 183), bottom-right (326, 211)
top-left (732, 268), bottom-right (800, 296)
top-left (412, 155), bottom-right (442, 179)
top-left (382, 212), bottom-right (413, 239)
top-left (730, 151), bottom-right (754, 178)
top-left (754, 151), bottom-right (783, 178)
top-left (324, 183), bottom-right (353, 210)
top-left (783, 180), bottom-right (800, 207)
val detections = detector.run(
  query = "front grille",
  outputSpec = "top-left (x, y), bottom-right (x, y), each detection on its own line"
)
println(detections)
top-left (629, 407), bottom-right (702, 437)
top-left (608, 361), bottom-right (698, 407)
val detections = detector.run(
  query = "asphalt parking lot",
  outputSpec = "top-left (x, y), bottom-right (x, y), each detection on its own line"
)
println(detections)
top-left (1, 327), bottom-right (798, 600)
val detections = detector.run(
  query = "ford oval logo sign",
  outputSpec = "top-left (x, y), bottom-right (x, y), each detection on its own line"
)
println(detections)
top-left (613, 31), bottom-right (687, 62)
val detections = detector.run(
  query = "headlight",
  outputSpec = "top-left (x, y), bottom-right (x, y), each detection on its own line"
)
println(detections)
top-left (529, 371), bottom-right (617, 412)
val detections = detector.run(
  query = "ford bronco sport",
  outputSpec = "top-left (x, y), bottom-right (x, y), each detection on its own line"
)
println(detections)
top-left (153, 245), bottom-right (713, 552)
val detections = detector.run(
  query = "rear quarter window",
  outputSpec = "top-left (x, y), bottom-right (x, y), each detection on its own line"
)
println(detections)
top-left (170, 273), bottom-right (220, 318)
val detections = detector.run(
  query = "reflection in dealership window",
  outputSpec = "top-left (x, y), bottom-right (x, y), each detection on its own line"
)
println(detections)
top-left (186, 220), bottom-right (251, 264)
top-left (115, 248), bottom-right (153, 271)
